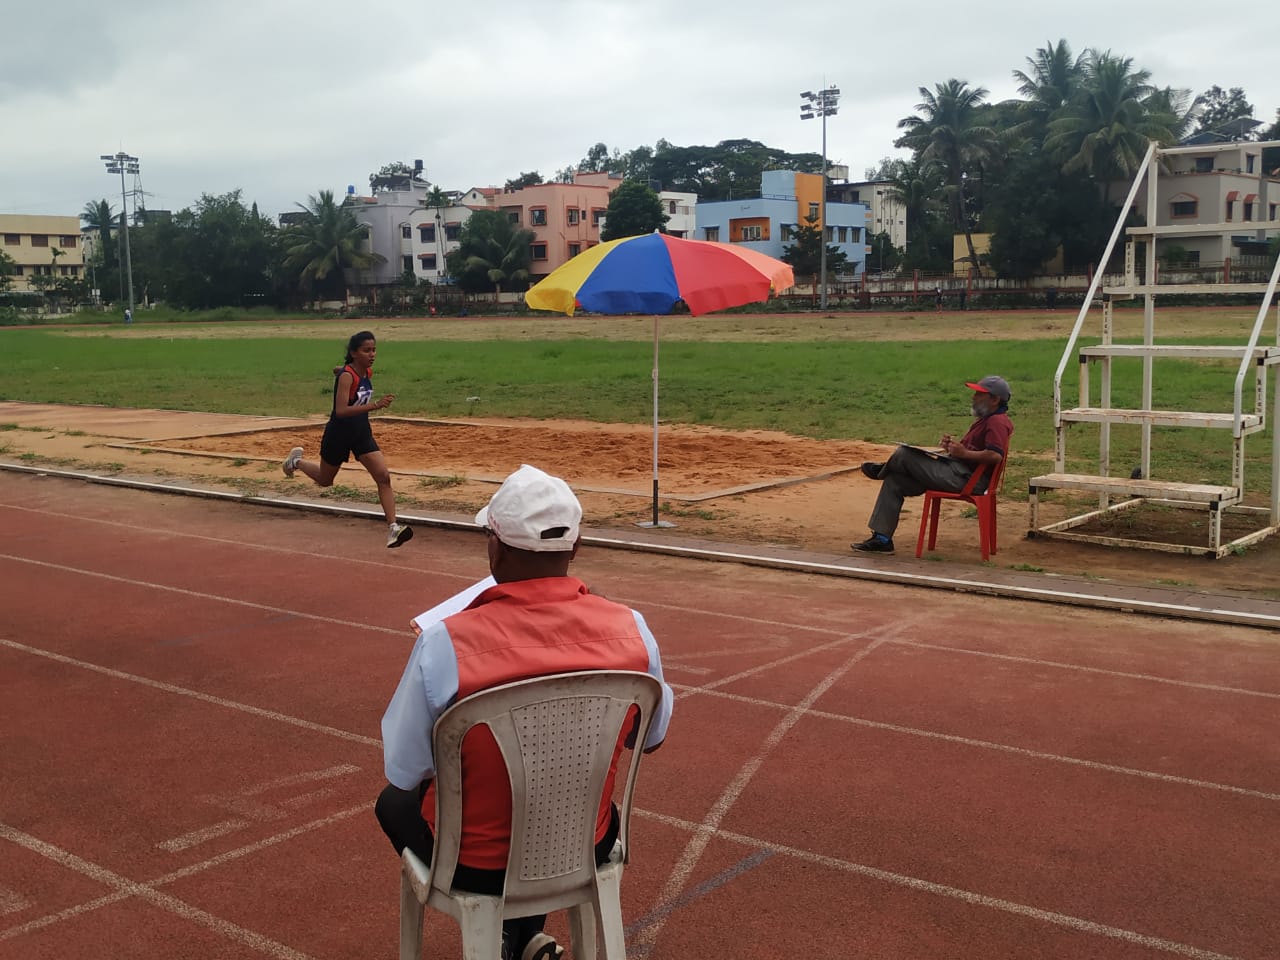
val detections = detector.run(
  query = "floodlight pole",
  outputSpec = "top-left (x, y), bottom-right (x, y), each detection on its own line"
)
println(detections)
top-left (800, 86), bottom-right (839, 311)
top-left (101, 152), bottom-right (138, 319)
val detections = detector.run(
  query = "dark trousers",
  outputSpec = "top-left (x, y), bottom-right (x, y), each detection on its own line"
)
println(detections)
top-left (868, 445), bottom-right (979, 538)
top-left (375, 783), bottom-right (620, 952)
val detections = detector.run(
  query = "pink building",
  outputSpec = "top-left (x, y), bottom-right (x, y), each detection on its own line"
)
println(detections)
top-left (488, 172), bottom-right (624, 279)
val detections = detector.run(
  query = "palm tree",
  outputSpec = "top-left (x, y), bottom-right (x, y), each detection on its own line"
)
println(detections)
top-left (81, 199), bottom-right (117, 300)
top-left (1013, 40), bottom-right (1087, 123)
top-left (895, 79), bottom-right (1001, 271)
top-left (281, 190), bottom-right (385, 302)
top-left (448, 210), bottom-right (534, 296)
top-left (1045, 51), bottom-right (1180, 206)
top-left (424, 185), bottom-right (449, 280)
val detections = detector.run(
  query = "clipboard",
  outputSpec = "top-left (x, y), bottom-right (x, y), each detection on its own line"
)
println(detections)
top-left (409, 575), bottom-right (496, 635)
top-left (896, 442), bottom-right (954, 461)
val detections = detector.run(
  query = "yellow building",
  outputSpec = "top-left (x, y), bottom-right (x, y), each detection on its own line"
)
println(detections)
top-left (952, 232), bottom-right (1063, 277)
top-left (1, 215), bottom-right (86, 292)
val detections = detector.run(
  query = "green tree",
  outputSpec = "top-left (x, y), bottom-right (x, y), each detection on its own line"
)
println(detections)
top-left (370, 161), bottom-right (424, 194)
top-left (445, 209), bottom-right (534, 295)
top-left (1192, 85), bottom-right (1254, 138)
top-left (81, 198), bottom-right (118, 301)
top-left (781, 214), bottom-right (849, 285)
top-left (1044, 51), bottom-right (1181, 206)
top-left (600, 181), bottom-right (667, 241)
top-left (895, 79), bottom-right (1002, 271)
top-left (424, 185), bottom-right (450, 277)
top-left (0, 249), bottom-right (16, 293)
top-left (282, 190), bottom-right (384, 302)
top-left (504, 172), bottom-right (544, 190)
top-left (1012, 39), bottom-right (1087, 125)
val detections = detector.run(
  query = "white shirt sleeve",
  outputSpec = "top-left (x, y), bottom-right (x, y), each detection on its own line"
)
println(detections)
top-left (381, 622), bottom-right (460, 790)
top-left (632, 609), bottom-right (673, 750)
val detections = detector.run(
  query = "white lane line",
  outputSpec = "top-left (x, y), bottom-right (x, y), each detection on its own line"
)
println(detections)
top-left (636, 809), bottom-right (1243, 960)
top-left (1, 806), bottom-right (366, 942)
top-left (670, 684), bottom-right (1280, 802)
top-left (891, 639), bottom-right (1280, 700)
top-left (0, 554), bottom-right (407, 637)
top-left (241, 764), bottom-right (361, 796)
top-left (0, 885), bottom-right (33, 915)
top-left (629, 633), bottom-right (892, 956)
top-left (157, 819), bottom-right (247, 854)
top-left (0, 638), bottom-right (381, 747)
top-left (0, 822), bottom-right (317, 960)
top-left (676, 632), bottom-right (872, 699)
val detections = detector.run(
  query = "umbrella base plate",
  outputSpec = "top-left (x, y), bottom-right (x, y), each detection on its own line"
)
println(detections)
top-left (635, 520), bottom-right (677, 529)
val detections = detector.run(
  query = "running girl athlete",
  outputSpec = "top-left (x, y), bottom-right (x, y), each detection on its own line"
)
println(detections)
top-left (282, 331), bottom-right (413, 548)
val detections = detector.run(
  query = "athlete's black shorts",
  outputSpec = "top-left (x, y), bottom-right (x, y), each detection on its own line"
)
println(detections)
top-left (319, 418), bottom-right (379, 466)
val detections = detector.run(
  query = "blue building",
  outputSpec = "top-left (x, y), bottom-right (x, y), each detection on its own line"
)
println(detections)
top-left (694, 170), bottom-right (868, 277)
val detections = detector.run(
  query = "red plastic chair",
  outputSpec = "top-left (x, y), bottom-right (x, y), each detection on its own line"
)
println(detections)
top-left (915, 455), bottom-right (1007, 561)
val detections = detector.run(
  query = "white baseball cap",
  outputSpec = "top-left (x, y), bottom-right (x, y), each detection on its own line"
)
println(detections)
top-left (475, 464), bottom-right (582, 552)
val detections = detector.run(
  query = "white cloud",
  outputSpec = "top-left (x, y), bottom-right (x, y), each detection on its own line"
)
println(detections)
top-left (2, 0), bottom-right (1276, 219)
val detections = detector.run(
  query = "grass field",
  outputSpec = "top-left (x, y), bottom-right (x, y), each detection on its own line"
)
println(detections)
top-left (4, 306), bottom-right (1276, 501)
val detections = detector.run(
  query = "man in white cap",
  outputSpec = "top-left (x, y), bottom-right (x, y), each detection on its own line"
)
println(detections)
top-left (853, 376), bottom-right (1013, 555)
top-left (376, 464), bottom-right (673, 960)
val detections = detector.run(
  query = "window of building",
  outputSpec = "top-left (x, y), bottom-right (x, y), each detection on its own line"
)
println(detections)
top-left (591, 208), bottom-right (605, 226)
top-left (1271, 203), bottom-right (1278, 221)
top-left (530, 243), bottom-right (548, 260)
top-left (739, 224), bottom-right (762, 241)
top-left (850, 227), bottom-right (862, 243)
top-left (1246, 155), bottom-right (1256, 173)
top-left (568, 243), bottom-right (581, 257)
top-left (31, 234), bottom-right (48, 247)
top-left (1225, 200), bottom-right (1234, 222)
top-left (1194, 157), bottom-right (1213, 173)
top-left (566, 208), bottom-right (579, 225)
top-left (808, 203), bottom-right (819, 219)
top-left (9, 265), bottom-right (21, 276)
top-left (444, 224), bottom-right (461, 241)
top-left (507, 212), bottom-right (520, 225)
top-left (837, 227), bottom-right (847, 243)
top-left (704, 226), bottom-right (719, 242)
top-left (61, 235), bottom-right (77, 246)
top-left (1170, 199), bottom-right (1197, 218)
top-left (420, 225), bottom-right (435, 243)
top-left (530, 208), bottom-right (547, 226)
top-left (420, 253), bottom-right (437, 270)
top-left (780, 224), bottom-right (793, 241)
top-left (401, 225), bottom-right (412, 239)
top-left (668, 200), bottom-right (677, 214)
top-left (403, 255), bottom-right (414, 273)
top-left (3, 234), bottom-right (18, 245)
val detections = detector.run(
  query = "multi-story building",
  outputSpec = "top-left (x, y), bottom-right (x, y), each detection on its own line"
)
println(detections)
top-left (338, 182), bottom-right (473, 287)
top-left (828, 178), bottom-right (907, 259)
top-left (1, 215), bottom-right (85, 293)
top-left (491, 172), bottom-right (624, 279)
top-left (1126, 140), bottom-right (1279, 265)
top-left (694, 170), bottom-right (868, 276)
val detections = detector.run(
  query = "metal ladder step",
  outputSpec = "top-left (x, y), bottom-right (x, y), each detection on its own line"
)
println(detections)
top-left (1059, 408), bottom-right (1263, 430)
top-left (1028, 473), bottom-right (1240, 504)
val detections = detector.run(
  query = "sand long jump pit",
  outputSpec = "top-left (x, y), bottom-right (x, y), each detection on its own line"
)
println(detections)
top-left (124, 417), bottom-right (882, 501)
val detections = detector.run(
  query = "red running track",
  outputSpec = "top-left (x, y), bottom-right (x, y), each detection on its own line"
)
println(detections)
top-left (1, 472), bottom-right (1279, 959)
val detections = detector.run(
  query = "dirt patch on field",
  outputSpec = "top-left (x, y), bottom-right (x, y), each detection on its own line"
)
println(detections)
top-left (3, 403), bottom-right (1278, 601)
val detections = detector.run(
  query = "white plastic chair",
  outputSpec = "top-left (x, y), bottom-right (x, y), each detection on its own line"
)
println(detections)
top-left (399, 670), bottom-right (663, 960)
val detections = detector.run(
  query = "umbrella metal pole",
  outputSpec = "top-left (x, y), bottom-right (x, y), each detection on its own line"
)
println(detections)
top-left (637, 315), bottom-right (674, 529)
top-left (652, 315), bottom-right (660, 525)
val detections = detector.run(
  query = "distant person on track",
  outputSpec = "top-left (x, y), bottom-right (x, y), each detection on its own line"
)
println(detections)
top-left (281, 330), bottom-right (412, 548)
top-left (375, 464), bottom-right (674, 960)
top-left (852, 376), bottom-right (1013, 555)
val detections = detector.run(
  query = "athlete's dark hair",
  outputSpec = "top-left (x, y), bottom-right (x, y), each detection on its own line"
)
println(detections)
top-left (344, 330), bottom-right (376, 364)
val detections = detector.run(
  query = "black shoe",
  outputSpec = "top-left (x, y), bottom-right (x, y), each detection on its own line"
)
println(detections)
top-left (521, 934), bottom-right (563, 960)
top-left (852, 536), bottom-right (894, 554)
top-left (860, 462), bottom-right (884, 480)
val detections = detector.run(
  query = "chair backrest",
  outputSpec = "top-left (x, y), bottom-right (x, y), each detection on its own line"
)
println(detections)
top-left (427, 670), bottom-right (662, 912)
top-left (960, 453), bottom-right (1007, 497)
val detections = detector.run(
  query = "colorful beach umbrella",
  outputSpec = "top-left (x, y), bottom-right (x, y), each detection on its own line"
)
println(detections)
top-left (525, 231), bottom-right (793, 316)
top-left (525, 232), bottom-right (794, 527)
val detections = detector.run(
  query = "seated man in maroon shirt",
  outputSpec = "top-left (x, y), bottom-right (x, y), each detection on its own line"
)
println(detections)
top-left (853, 376), bottom-right (1014, 555)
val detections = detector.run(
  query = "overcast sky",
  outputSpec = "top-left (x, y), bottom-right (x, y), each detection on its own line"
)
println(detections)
top-left (4, 0), bottom-right (1278, 221)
